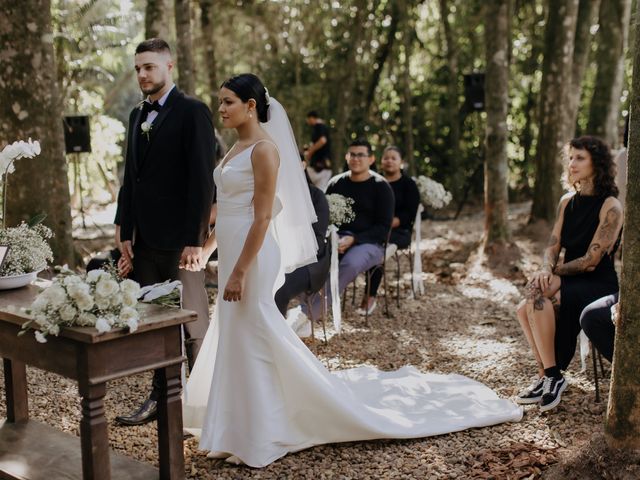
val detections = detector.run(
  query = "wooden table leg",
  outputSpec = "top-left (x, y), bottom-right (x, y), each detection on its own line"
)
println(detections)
top-left (156, 364), bottom-right (185, 480)
top-left (3, 358), bottom-right (28, 422)
top-left (79, 381), bottom-right (110, 480)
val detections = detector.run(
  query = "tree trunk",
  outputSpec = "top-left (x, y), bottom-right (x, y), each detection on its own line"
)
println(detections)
top-left (174, 0), bottom-right (196, 95)
top-left (605, 0), bottom-right (640, 449)
top-left (439, 0), bottom-right (461, 191)
top-left (567, 0), bottom-right (602, 137)
top-left (401, 1), bottom-right (416, 176)
top-left (146, 0), bottom-right (171, 40)
top-left (587, 0), bottom-right (632, 148)
top-left (0, 0), bottom-right (76, 266)
top-left (483, 0), bottom-right (511, 245)
top-left (331, 0), bottom-right (368, 173)
top-left (364, 2), bottom-right (400, 116)
top-left (199, 0), bottom-right (219, 116)
top-left (530, 0), bottom-right (579, 223)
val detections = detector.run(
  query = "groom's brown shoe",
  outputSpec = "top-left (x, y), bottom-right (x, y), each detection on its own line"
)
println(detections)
top-left (115, 398), bottom-right (157, 426)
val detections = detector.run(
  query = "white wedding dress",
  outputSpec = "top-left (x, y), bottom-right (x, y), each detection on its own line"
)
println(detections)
top-left (183, 142), bottom-right (522, 468)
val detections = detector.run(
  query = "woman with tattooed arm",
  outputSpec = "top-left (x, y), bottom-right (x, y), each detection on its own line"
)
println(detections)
top-left (514, 136), bottom-right (623, 412)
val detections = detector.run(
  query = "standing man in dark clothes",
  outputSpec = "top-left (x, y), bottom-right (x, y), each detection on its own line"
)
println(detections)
top-left (115, 38), bottom-right (215, 426)
top-left (359, 146), bottom-right (420, 315)
top-left (305, 110), bottom-right (332, 190)
top-left (304, 139), bottom-right (394, 319)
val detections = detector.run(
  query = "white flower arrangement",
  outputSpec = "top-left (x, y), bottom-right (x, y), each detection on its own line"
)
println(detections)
top-left (415, 175), bottom-right (453, 210)
top-left (0, 222), bottom-right (53, 277)
top-left (1, 139), bottom-right (41, 228)
top-left (21, 267), bottom-right (143, 343)
top-left (326, 193), bottom-right (356, 227)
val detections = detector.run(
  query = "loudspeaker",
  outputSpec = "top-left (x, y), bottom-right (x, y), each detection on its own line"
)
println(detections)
top-left (463, 73), bottom-right (485, 111)
top-left (63, 116), bottom-right (91, 153)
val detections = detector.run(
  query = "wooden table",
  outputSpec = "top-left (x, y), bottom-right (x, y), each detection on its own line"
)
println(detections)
top-left (0, 284), bottom-right (196, 480)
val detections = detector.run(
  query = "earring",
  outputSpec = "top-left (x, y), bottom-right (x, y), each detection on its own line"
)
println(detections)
top-left (249, 113), bottom-right (253, 118)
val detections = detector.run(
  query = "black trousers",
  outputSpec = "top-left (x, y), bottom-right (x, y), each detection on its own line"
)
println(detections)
top-left (579, 292), bottom-right (618, 363)
top-left (133, 235), bottom-right (182, 400)
top-left (274, 267), bottom-right (311, 316)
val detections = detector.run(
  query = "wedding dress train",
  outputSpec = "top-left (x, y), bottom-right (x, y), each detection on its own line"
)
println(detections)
top-left (182, 143), bottom-right (522, 468)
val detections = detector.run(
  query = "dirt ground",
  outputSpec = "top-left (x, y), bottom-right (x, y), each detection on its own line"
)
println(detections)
top-left (0, 202), bottom-right (623, 479)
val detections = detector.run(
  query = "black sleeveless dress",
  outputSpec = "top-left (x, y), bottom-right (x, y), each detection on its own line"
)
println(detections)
top-left (555, 194), bottom-right (619, 370)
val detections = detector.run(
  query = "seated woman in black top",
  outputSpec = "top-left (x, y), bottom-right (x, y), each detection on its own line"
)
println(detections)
top-left (514, 136), bottom-right (623, 412)
top-left (359, 146), bottom-right (420, 315)
top-left (274, 166), bottom-right (330, 316)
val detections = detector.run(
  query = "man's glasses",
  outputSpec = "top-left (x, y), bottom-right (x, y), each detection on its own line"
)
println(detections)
top-left (348, 152), bottom-right (370, 159)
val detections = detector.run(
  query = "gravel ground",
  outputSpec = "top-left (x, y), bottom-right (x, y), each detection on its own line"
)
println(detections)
top-left (0, 203), bottom-right (611, 479)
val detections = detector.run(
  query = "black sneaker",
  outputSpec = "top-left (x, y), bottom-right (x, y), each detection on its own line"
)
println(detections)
top-left (539, 375), bottom-right (567, 412)
top-left (515, 377), bottom-right (545, 405)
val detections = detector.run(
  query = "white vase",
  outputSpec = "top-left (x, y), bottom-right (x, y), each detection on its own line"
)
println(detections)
top-left (0, 270), bottom-right (39, 290)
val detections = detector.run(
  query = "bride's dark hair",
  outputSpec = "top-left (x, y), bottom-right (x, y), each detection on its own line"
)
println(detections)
top-left (221, 74), bottom-right (269, 122)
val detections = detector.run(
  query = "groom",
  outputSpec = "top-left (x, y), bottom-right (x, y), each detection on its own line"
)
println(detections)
top-left (116, 38), bottom-right (215, 426)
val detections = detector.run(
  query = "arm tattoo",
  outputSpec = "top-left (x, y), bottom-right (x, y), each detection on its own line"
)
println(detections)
top-left (554, 204), bottom-right (621, 276)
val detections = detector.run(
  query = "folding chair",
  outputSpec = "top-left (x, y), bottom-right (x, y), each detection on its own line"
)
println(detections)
top-left (590, 341), bottom-right (608, 403)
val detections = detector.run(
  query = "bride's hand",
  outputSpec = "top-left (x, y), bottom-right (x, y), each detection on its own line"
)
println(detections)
top-left (223, 270), bottom-right (245, 302)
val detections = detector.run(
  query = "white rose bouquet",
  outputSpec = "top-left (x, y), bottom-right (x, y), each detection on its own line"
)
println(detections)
top-left (415, 175), bottom-right (453, 210)
top-left (0, 221), bottom-right (53, 276)
top-left (21, 267), bottom-right (142, 343)
top-left (326, 193), bottom-right (356, 227)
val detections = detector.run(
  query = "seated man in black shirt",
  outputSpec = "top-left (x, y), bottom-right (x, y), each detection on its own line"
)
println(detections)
top-left (304, 139), bottom-right (394, 319)
top-left (359, 146), bottom-right (420, 315)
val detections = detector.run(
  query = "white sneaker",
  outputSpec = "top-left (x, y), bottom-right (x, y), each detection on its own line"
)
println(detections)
top-left (385, 243), bottom-right (398, 259)
top-left (285, 306), bottom-right (311, 337)
top-left (358, 299), bottom-right (377, 316)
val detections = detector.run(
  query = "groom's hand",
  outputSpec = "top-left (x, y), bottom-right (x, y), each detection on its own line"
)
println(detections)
top-left (120, 240), bottom-right (134, 264)
top-left (180, 246), bottom-right (203, 271)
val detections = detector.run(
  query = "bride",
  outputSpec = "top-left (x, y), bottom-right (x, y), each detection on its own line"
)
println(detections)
top-left (182, 73), bottom-right (522, 468)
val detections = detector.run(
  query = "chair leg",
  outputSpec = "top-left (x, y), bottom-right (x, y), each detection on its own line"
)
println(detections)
top-left (598, 351), bottom-right (606, 378)
top-left (351, 280), bottom-right (356, 306)
top-left (396, 255), bottom-right (401, 308)
top-left (410, 249), bottom-right (416, 299)
top-left (591, 341), bottom-right (601, 403)
top-left (305, 297), bottom-right (316, 343)
top-left (364, 272), bottom-right (371, 326)
top-left (382, 261), bottom-right (390, 318)
top-left (320, 286), bottom-right (328, 343)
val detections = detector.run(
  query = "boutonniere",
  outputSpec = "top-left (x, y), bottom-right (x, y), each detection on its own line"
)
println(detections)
top-left (141, 121), bottom-right (152, 140)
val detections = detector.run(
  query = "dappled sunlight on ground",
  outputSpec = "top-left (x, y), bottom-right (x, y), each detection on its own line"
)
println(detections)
top-left (0, 201), bottom-right (612, 479)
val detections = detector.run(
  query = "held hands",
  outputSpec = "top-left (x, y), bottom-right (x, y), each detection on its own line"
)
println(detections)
top-left (180, 246), bottom-right (203, 271)
top-left (338, 235), bottom-right (355, 254)
top-left (223, 269), bottom-right (246, 302)
top-left (117, 255), bottom-right (133, 277)
top-left (118, 240), bottom-right (134, 277)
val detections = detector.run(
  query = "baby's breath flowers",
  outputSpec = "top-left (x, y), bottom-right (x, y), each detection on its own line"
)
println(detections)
top-left (0, 222), bottom-right (52, 277)
top-left (415, 176), bottom-right (453, 210)
top-left (326, 193), bottom-right (356, 227)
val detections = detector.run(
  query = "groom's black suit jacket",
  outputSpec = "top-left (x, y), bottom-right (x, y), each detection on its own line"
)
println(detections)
top-left (119, 87), bottom-right (215, 250)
